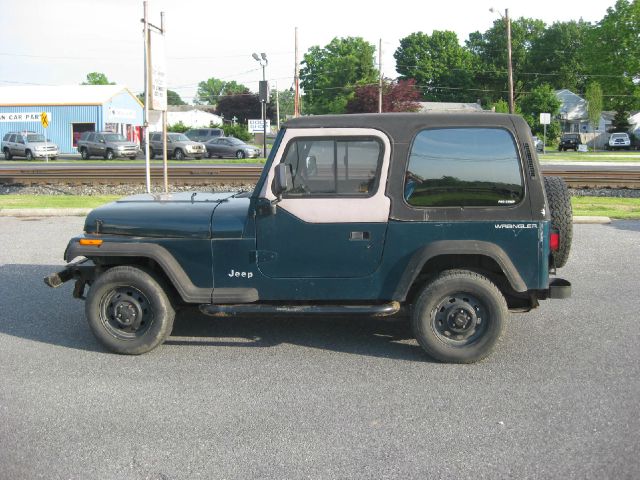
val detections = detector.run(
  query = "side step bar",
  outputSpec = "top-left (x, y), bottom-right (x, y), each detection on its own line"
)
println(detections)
top-left (200, 301), bottom-right (401, 317)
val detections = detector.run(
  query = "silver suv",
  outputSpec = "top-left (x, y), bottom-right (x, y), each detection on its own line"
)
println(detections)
top-left (607, 132), bottom-right (631, 150)
top-left (148, 132), bottom-right (206, 160)
top-left (77, 132), bottom-right (139, 160)
top-left (2, 131), bottom-right (59, 160)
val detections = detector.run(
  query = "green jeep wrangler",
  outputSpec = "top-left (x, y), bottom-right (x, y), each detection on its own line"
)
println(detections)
top-left (46, 113), bottom-right (572, 363)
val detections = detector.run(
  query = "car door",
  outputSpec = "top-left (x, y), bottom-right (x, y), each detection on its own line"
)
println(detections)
top-left (254, 128), bottom-right (391, 279)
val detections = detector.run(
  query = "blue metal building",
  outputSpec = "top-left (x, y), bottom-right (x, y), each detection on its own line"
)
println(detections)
top-left (0, 85), bottom-right (144, 154)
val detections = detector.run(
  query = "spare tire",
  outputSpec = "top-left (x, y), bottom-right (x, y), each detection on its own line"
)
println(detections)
top-left (544, 176), bottom-right (573, 268)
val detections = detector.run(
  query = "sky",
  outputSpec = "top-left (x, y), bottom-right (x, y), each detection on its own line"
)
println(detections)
top-left (0, 0), bottom-right (616, 104)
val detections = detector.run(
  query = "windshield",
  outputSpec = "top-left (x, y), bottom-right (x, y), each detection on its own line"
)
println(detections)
top-left (104, 134), bottom-right (127, 142)
top-left (611, 133), bottom-right (628, 138)
top-left (169, 133), bottom-right (189, 142)
top-left (26, 134), bottom-right (46, 142)
top-left (563, 135), bottom-right (579, 140)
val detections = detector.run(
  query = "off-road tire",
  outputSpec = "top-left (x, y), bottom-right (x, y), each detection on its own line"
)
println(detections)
top-left (412, 270), bottom-right (507, 363)
top-left (544, 176), bottom-right (573, 268)
top-left (85, 266), bottom-right (175, 355)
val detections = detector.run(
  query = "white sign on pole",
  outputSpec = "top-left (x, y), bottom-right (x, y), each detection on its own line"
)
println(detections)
top-left (540, 113), bottom-right (551, 125)
top-left (149, 30), bottom-right (167, 111)
top-left (248, 119), bottom-right (270, 133)
top-left (0, 112), bottom-right (51, 123)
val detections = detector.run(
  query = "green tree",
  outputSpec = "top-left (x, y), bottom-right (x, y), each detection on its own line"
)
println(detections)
top-left (221, 124), bottom-right (251, 142)
top-left (195, 78), bottom-right (249, 105)
top-left (527, 20), bottom-right (592, 92)
top-left (518, 83), bottom-right (561, 142)
top-left (300, 37), bottom-right (378, 114)
top-left (270, 89), bottom-right (295, 123)
top-left (167, 89), bottom-right (186, 105)
top-left (585, 82), bottom-right (603, 149)
top-left (82, 72), bottom-right (115, 85)
top-left (466, 17), bottom-right (546, 106)
top-left (610, 110), bottom-right (631, 132)
top-left (167, 121), bottom-right (190, 133)
top-left (583, 0), bottom-right (640, 111)
top-left (394, 31), bottom-right (475, 102)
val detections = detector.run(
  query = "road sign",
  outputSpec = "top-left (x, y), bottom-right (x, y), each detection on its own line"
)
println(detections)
top-left (40, 112), bottom-right (49, 128)
top-left (248, 119), bottom-right (270, 133)
top-left (539, 113), bottom-right (551, 125)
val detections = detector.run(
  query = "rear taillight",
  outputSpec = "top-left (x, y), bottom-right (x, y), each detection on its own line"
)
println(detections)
top-left (550, 231), bottom-right (560, 251)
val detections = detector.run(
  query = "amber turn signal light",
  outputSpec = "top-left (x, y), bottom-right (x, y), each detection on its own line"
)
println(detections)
top-left (79, 239), bottom-right (103, 246)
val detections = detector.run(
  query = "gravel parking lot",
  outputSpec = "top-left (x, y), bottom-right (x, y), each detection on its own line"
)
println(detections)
top-left (0, 217), bottom-right (639, 479)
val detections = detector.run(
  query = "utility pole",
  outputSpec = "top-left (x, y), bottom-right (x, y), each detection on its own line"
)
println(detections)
top-left (253, 53), bottom-right (268, 159)
top-left (294, 27), bottom-right (300, 117)
top-left (378, 38), bottom-right (383, 113)
top-left (143, 1), bottom-right (151, 193)
top-left (275, 81), bottom-right (280, 131)
top-left (490, 7), bottom-right (515, 114)
top-left (160, 10), bottom-right (168, 193)
top-left (506, 8), bottom-right (514, 114)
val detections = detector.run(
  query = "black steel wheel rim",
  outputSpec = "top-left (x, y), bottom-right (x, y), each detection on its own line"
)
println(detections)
top-left (99, 285), bottom-right (154, 340)
top-left (430, 292), bottom-right (488, 346)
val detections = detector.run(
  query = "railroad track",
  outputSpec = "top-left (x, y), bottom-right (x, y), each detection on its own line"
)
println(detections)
top-left (0, 165), bottom-right (639, 189)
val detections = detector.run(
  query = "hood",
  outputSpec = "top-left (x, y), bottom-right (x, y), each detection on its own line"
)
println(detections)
top-left (84, 191), bottom-right (237, 238)
top-left (111, 141), bottom-right (138, 147)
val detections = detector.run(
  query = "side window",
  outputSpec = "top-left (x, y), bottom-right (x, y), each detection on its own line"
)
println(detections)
top-left (3, 134), bottom-right (9, 141)
top-left (9, 134), bottom-right (16, 142)
top-left (17, 135), bottom-right (25, 144)
top-left (151, 133), bottom-right (159, 142)
top-left (280, 137), bottom-right (382, 197)
top-left (87, 133), bottom-right (95, 142)
top-left (404, 128), bottom-right (523, 207)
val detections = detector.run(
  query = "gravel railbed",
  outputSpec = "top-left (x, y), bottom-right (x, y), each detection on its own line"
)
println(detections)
top-left (0, 183), bottom-right (638, 198)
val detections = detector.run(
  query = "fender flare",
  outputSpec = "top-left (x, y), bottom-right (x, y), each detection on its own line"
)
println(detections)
top-left (393, 240), bottom-right (527, 300)
top-left (65, 241), bottom-right (258, 304)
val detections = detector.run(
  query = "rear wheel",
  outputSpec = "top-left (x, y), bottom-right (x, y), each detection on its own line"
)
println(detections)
top-left (150, 148), bottom-right (156, 160)
top-left (85, 266), bottom-right (175, 355)
top-left (412, 270), bottom-right (507, 363)
top-left (3, 148), bottom-right (11, 160)
top-left (544, 176), bottom-right (573, 268)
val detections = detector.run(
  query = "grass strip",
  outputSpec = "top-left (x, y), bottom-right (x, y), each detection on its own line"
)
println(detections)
top-left (571, 196), bottom-right (640, 219)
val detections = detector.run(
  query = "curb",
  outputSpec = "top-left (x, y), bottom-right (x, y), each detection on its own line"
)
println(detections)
top-left (0, 208), bottom-right (92, 217)
top-left (572, 216), bottom-right (611, 224)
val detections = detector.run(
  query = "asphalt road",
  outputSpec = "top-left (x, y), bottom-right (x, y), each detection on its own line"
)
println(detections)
top-left (0, 217), bottom-right (639, 479)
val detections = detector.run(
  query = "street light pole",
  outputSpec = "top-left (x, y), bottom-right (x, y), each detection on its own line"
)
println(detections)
top-left (490, 7), bottom-right (514, 114)
top-left (253, 52), bottom-right (268, 159)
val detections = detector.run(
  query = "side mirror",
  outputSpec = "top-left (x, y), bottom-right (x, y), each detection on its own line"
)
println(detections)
top-left (305, 155), bottom-right (318, 176)
top-left (273, 163), bottom-right (292, 198)
top-left (99, 139), bottom-right (105, 143)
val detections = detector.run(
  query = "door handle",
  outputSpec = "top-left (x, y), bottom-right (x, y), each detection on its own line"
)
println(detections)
top-left (349, 231), bottom-right (370, 241)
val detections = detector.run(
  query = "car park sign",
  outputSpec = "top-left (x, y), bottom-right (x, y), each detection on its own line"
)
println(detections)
top-left (0, 111), bottom-right (51, 123)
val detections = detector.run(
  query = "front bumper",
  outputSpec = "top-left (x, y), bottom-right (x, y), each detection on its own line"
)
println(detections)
top-left (34, 150), bottom-right (58, 158)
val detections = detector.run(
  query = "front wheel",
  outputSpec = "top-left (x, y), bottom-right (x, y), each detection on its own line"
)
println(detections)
top-left (3, 148), bottom-right (12, 160)
top-left (25, 150), bottom-right (33, 160)
top-left (80, 148), bottom-right (90, 160)
top-left (412, 270), bottom-right (507, 363)
top-left (104, 149), bottom-right (115, 160)
top-left (174, 149), bottom-right (184, 160)
top-left (236, 150), bottom-right (246, 159)
top-left (85, 266), bottom-right (175, 354)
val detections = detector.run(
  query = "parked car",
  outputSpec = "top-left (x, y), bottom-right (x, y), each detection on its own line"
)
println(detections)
top-left (46, 112), bottom-right (572, 363)
top-left (532, 136), bottom-right (544, 152)
top-left (185, 128), bottom-right (224, 143)
top-left (2, 131), bottom-right (59, 160)
top-left (606, 132), bottom-right (631, 150)
top-left (558, 133), bottom-right (582, 151)
top-left (148, 132), bottom-right (206, 160)
top-left (205, 136), bottom-right (261, 159)
top-left (77, 132), bottom-right (139, 160)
